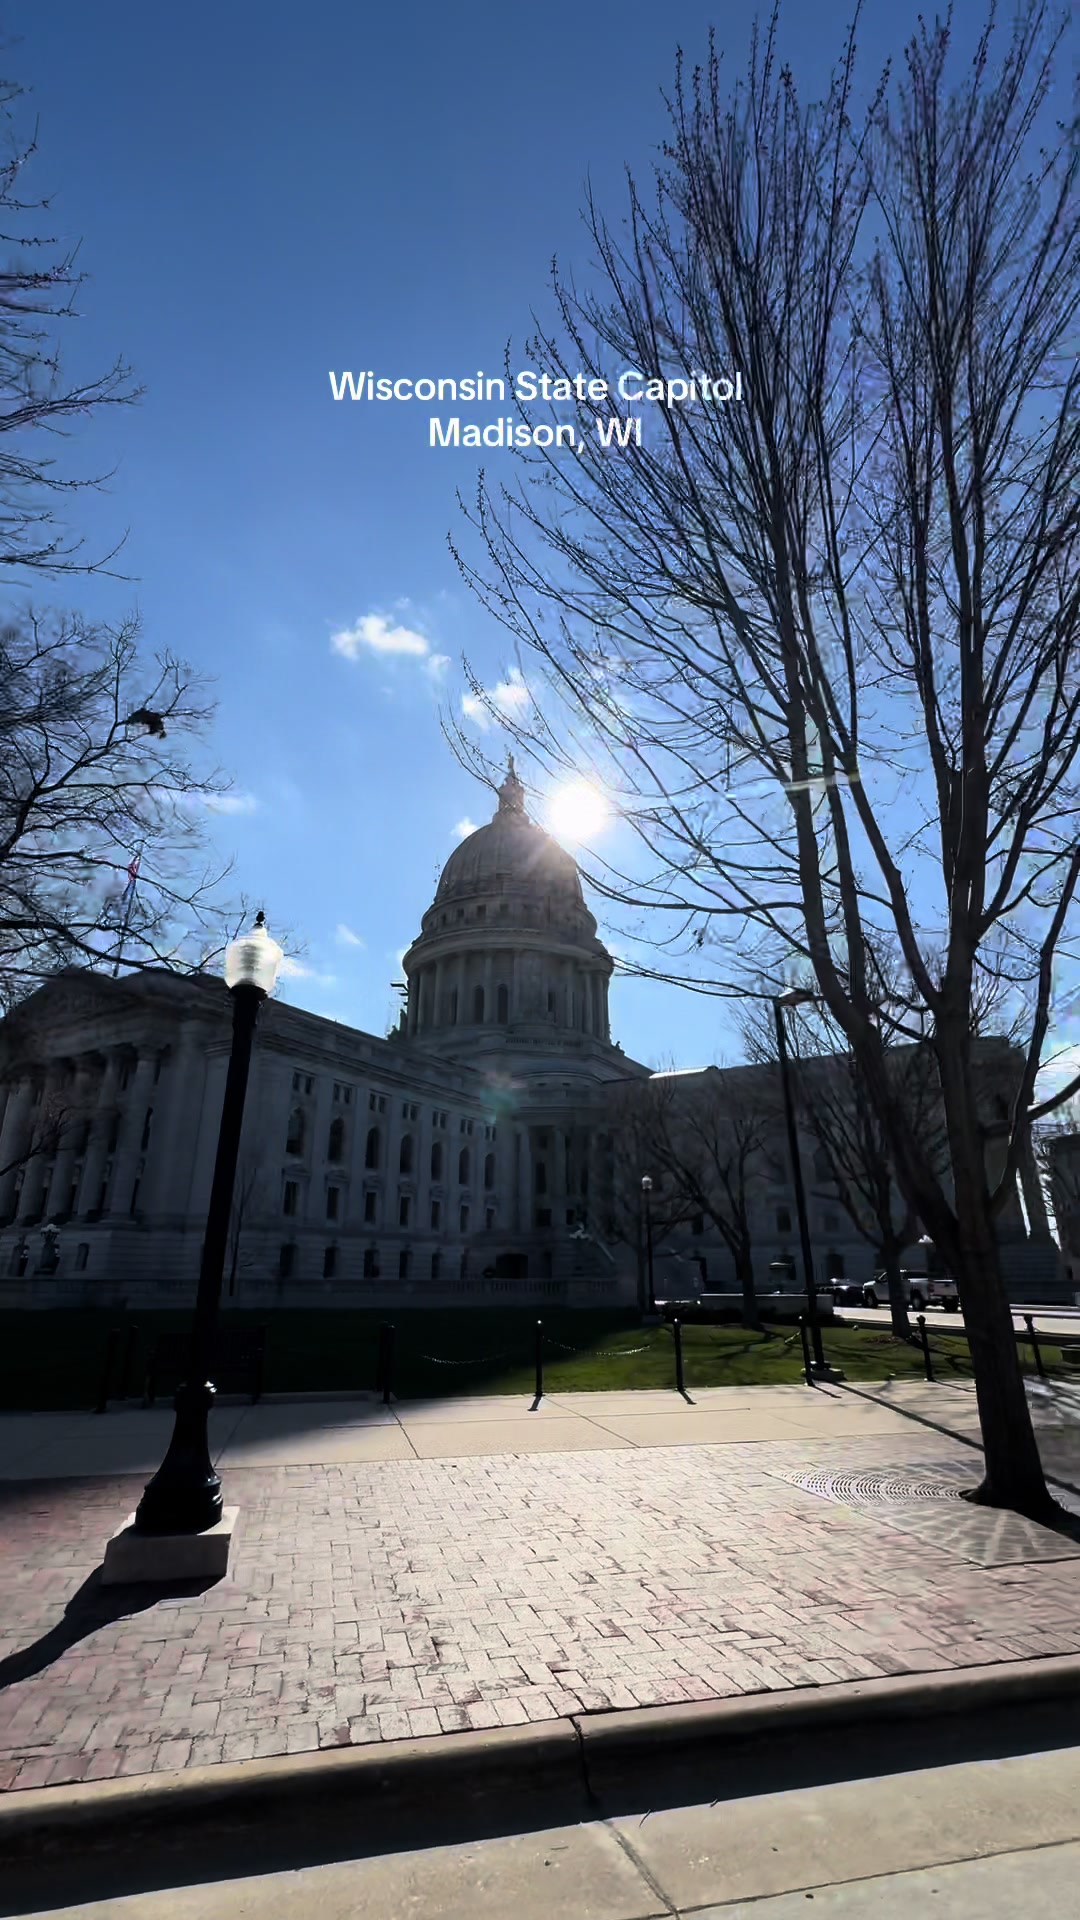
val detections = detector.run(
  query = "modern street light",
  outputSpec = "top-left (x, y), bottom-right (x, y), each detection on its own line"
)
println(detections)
top-left (132, 913), bottom-right (283, 1537)
top-left (641, 1174), bottom-right (656, 1315)
top-left (773, 989), bottom-right (827, 1372)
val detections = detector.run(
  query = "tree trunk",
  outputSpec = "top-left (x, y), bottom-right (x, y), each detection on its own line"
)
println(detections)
top-left (736, 1247), bottom-right (762, 1329)
top-left (880, 1239), bottom-right (911, 1341)
top-left (952, 1189), bottom-right (1056, 1521)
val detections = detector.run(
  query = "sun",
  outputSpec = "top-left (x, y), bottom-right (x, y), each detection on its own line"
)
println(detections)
top-left (545, 778), bottom-right (611, 846)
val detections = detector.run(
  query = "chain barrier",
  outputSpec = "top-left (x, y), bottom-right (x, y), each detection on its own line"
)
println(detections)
top-left (416, 1347), bottom-right (524, 1366)
top-left (542, 1335), bottom-right (664, 1358)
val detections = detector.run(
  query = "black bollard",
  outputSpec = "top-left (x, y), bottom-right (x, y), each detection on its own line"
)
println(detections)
top-left (798, 1315), bottom-right (813, 1387)
top-left (534, 1319), bottom-right (544, 1405)
top-left (94, 1326), bottom-right (121, 1415)
top-left (673, 1316), bottom-right (687, 1398)
top-left (917, 1314), bottom-right (934, 1381)
top-left (1024, 1313), bottom-right (1046, 1380)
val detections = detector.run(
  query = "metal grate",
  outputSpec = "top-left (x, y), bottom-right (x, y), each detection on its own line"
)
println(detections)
top-left (791, 1473), bottom-right (966, 1504)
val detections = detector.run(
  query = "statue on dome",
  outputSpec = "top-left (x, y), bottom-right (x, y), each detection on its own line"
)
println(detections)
top-left (495, 750), bottom-right (527, 816)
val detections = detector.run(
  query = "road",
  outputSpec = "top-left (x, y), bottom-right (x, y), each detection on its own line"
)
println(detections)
top-left (833, 1302), bottom-right (1080, 1340)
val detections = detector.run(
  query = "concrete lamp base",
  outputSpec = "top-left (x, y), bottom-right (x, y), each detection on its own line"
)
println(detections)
top-left (100, 1507), bottom-right (238, 1586)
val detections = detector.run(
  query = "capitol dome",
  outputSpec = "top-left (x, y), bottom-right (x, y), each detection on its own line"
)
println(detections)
top-left (400, 757), bottom-right (615, 1054)
top-left (433, 761), bottom-right (584, 910)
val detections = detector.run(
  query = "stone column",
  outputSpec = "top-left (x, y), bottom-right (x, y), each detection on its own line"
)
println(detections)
top-left (552, 1126), bottom-right (568, 1232)
top-left (1018, 1126), bottom-right (1053, 1241)
top-left (0, 1077), bottom-right (35, 1218)
top-left (141, 1034), bottom-right (203, 1219)
top-left (45, 1060), bottom-right (97, 1220)
top-left (17, 1070), bottom-right (62, 1223)
top-left (108, 1050), bottom-right (158, 1218)
top-left (77, 1054), bottom-right (122, 1217)
top-left (520, 1126), bottom-right (534, 1237)
top-left (483, 954), bottom-right (494, 1024)
top-left (457, 952), bottom-right (468, 1025)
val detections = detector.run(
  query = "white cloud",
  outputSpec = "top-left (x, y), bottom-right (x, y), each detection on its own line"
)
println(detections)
top-left (453, 816), bottom-right (478, 839)
top-left (331, 613), bottom-right (430, 661)
top-left (202, 791), bottom-right (258, 815)
top-left (461, 667), bottom-right (531, 730)
top-left (426, 653), bottom-right (451, 679)
top-left (335, 923), bottom-right (365, 948)
top-left (279, 955), bottom-right (337, 990)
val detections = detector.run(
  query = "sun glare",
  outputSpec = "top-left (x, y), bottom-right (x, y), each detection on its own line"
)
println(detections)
top-left (546, 779), bottom-right (611, 846)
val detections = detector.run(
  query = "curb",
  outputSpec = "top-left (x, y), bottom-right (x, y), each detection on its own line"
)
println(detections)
top-left (6, 1656), bottom-right (1080, 1864)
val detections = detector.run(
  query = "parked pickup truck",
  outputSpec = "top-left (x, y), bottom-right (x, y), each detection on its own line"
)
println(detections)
top-left (860, 1269), bottom-right (960, 1313)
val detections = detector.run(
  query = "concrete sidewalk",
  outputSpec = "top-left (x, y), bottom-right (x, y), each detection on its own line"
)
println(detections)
top-left (0, 1382), bottom-right (928, 1478)
top-left (9, 1710), bottom-right (1080, 1915)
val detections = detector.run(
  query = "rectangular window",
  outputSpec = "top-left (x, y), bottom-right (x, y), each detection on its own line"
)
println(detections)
top-left (279, 1244), bottom-right (296, 1279)
top-left (363, 1247), bottom-right (379, 1278)
top-left (399, 1194), bottom-right (411, 1227)
top-left (485, 1207), bottom-right (495, 1231)
top-left (692, 1214), bottom-right (704, 1235)
top-left (776, 1208), bottom-right (792, 1232)
top-left (535, 1208), bottom-right (552, 1229)
top-left (75, 1243), bottom-right (89, 1272)
top-left (369, 1092), bottom-right (387, 1114)
top-left (326, 1185), bottom-right (340, 1221)
top-left (398, 1248), bottom-right (411, 1280)
top-left (459, 1203), bottom-right (469, 1233)
top-left (283, 1180), bottom-right (298, 1217)
top-left (430, 1198), bottom-right (441, 1229)
top-left (344, 1087), bottom-right (351, 1105)
top-left (535, 1164), bottom-right (547, 1195)
top-left (323, 1245), bottom-right (337, 1278)
top-left (363, 1190), bottom-right (377, 1223)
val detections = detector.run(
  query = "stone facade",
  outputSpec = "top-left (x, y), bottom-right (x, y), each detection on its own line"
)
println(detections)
top-left (0, 763), bottom-right (1066, 1307)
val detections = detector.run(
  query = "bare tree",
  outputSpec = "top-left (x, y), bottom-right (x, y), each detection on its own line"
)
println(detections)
top-left (605, 1076), bottom-right (699, 1309)
top-left (742, 995), bottom-right (951, 1336)
top-left (0, 609), bottom-right (247, 1008)
top-left (445, 2), bottom-right (1080, 1517)
top-left (0, 67), bottom-right (140, 580)
top-left (643, 1066), bottom-right (778, 1327)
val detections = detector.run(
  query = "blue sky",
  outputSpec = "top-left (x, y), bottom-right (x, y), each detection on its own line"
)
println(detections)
top-left (7, 0), bottom-right (1077, 1086)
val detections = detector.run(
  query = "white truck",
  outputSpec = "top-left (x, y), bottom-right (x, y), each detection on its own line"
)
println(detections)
top-left (860, 1268), bottom-right (960, 1313)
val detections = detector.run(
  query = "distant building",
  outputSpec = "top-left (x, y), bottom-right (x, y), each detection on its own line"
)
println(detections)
top-left (0, 761), bottom-right (1067, 1306)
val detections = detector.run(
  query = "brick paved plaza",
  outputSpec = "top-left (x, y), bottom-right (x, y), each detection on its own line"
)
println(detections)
top-left (3, 1379), bottom-right (1080, 1795)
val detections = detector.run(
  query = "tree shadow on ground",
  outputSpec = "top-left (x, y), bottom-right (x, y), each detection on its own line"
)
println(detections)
top-left (0, 1568), bottom-right (221, 1691)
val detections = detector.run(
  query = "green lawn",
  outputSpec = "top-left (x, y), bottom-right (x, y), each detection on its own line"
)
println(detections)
top-left (0, 1306), bottom-right (1066, 1411)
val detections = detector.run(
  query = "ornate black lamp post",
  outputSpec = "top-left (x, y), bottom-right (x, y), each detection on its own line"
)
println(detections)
top-left (641, 1174), bottom-right (656, 1315)
top-left (773, 989), bottom-right (827, 1372)
top-left (133, 913), bottom-right (282, 1535)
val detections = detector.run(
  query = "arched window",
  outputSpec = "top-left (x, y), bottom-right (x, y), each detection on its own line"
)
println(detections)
top-left (286, 1107), bottom-right (305, 1155)
top-left (497, 984), bottom-right (509, 1023)
top-left (365, 1126), bottom-right (380, 1170)
top-left (327, 1116), bottom-right (345, 1162)
top-left (399, 1133), bottom-right (414, 1175)
top-left (484, 1152), bottom-right (495, 1190)
top-left (458, 1147), bottom-right (470, 1186)
top-left (473, 984), bottom-right (485, 1023)
top-left (430, 1140), bottom-right (443, 1181)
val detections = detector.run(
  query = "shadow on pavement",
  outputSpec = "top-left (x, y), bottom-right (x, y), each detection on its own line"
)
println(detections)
top-left (0, 1569), bottom-right (221, 1692)
top-left (6, 1695), bottom-right (1080, 1916)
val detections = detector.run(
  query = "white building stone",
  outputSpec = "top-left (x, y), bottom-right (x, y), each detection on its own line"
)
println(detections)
top-left (0, 761), bottom-right (1066, 1307)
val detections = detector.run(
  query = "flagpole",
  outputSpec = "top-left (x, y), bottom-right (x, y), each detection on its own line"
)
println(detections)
top-left (112, 847), bottom-right (143, 979)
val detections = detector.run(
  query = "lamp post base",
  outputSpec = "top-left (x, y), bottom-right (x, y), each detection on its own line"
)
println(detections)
top-left (132, 1380), bottom-right (223, 1536)
top-left (101, 1507), bottom-right (238, 1586)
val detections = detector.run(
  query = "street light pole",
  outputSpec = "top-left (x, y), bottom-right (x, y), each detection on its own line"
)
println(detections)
top-left (773, 993), bottom-right (827, 1371)
top-left (641, 1174), bottom-right (656, 1315)
top-left (133, 914), bottom-right (282, 1536)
